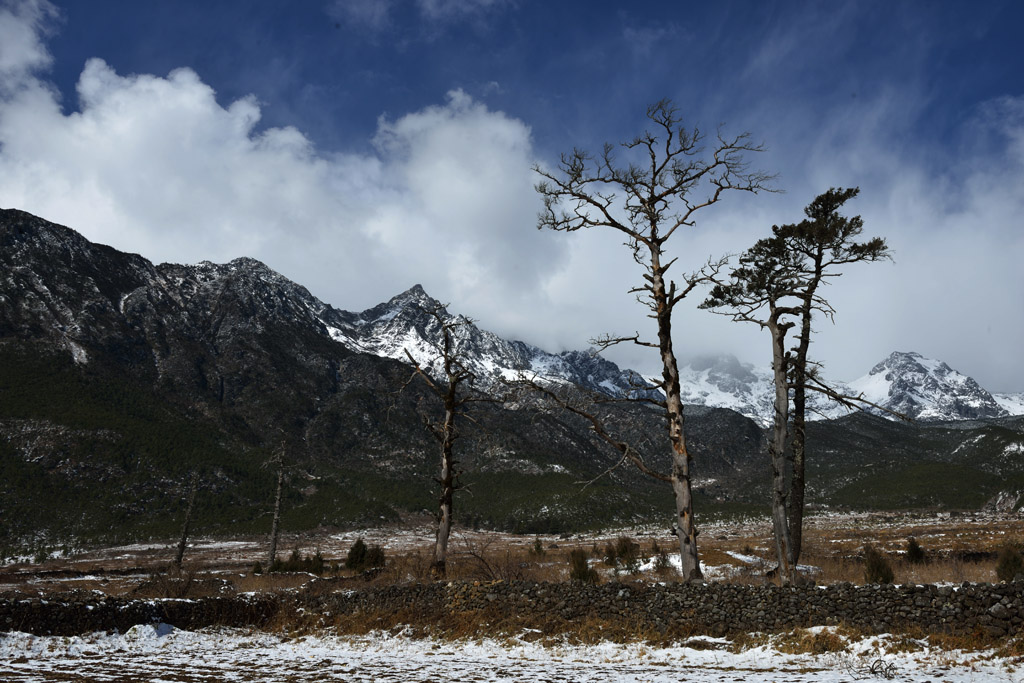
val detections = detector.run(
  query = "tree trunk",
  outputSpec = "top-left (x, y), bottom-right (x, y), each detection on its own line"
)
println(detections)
top-left (768, 315), bottom-right (796, 584)
top-left (267, 459), bottom-right (284, 569)
top-left (432, 407), bottom-right (457, 579)
top-left (651, 250), bottom-right (702, 581)
top-left (173, 472), bottom-right (198, 569)
top-left (787, 259), bottom-right (822, 565)
top-left (788, 375), bottom-right (807, 564)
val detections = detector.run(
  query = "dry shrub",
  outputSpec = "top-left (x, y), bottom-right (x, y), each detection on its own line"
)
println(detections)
top-left (602, 536), bottom-right (641, 573)
top-left (448, 536), bottom-right (539, 582)
top-left (995, 635), bottom-right (1024, 659)
top-left (345, 539), bottom-right (386, 571)
top-left (727, 631), bottom-right (770, 653)
top-left (995, 542), bottom-right (1024, 582)
top-left (928, 626), bottom-right (1004, 653)
top-left (568, 548), bottom-right (599, 584)
top-left (774, 628), bottom-right (849, 655)
top-left (368, 550), bottom-right (434, 585)
top-left (863, 545), bottom-right (894, 584)
top-left (131, 564), bottom-right (235, 599)
top-left (905, 537), bottom-right (926, 564)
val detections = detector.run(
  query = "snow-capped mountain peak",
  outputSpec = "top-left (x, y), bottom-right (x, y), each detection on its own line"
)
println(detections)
top-left (848, 351), bottom-right (1008, 421)
top-left (672, 350), bottom-right (1018, 424)
top-left (326, 285), bottom-right (648, 398)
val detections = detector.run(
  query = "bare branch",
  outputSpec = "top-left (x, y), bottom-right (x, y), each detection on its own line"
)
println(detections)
top-left (801, 373), bottom-right (911, 421)
top-left (516, 377), bottom-right (671, 483)
top-left (590, 332), bottom-right (659, 351)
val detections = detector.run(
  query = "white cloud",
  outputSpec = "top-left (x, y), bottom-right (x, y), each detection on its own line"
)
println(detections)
top-left (0, 22), bottom-right (564, 339)
top-left (0, 0), bottom-right (57, 88)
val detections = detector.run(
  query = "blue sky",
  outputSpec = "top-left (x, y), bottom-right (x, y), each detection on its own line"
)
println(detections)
top-left (1, 0), bottom-right (1023, 390)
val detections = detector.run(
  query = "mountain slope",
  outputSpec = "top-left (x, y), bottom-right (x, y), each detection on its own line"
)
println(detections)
top-left (847, 351), bottom-right (1011, 421)
top-left (0, 208), bottom-right (766, 552)
top-left (2, 207), bottom-right (1022, 556)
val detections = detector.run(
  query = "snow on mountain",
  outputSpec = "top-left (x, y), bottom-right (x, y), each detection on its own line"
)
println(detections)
top-left (319, 281), bottom-right (1021, 424)
top-left (847, 351), bottom-right (1010, 421)
top-left (995, 393), bottom-right (1024, 415)
top-left (322, 284), bottom-right (650, 398)
top-left (671, 351), bottom-right (1020, 424)
top-left (676, 355), bottom-right (776, 423)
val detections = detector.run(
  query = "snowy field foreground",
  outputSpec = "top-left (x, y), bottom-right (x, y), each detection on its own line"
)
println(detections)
top-left (3, 624), bottom-right (1024, 682)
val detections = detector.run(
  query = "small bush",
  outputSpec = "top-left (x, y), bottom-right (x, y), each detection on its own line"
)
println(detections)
top-left (602, 542), bottom-right (618, 567)
top-left (346, 538), bottom-right (368, 570)
top-left (269, 548), bottom-right (328, 574)
top-left (365, 544), bottom-right (386, 569)
top-left (346, 538), bottom-right (386, 571)
top-left (252, 561), bottom-right (263, 575)
top-left (653, 549), bottom-right (675, 575)
top-left (602, 536), bottom-right (641, 573)
top-left (530, 537), bottom-right (547, 557)
top-left (569, 549), bottom-right (599, 584)
top-left (864, 545), bottom-right (894, 584)
top-left (995, 543), bottom-right (1024, 582)
top-left (905, 537), bottom-right (926, 564)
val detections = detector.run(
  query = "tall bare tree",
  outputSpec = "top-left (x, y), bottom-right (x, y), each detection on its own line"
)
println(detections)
top-left (402, 305), bottom-right (486, 579)
top-left (534, 100), bottom-right (774, 580)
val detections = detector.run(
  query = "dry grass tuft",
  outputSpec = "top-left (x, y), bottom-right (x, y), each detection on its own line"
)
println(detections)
top-left (318, 601), bottom-right (696, 647)
top-left (773, 628), bottom-right (849, 655)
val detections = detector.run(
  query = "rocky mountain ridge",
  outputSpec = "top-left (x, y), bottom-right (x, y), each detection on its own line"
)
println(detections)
top-left (675, 352), bottom-right (1020, 425)
top-left (0, 208), bottom-right (767, 551)
top-left (321, 284), bottom-right (650, 399)
top-left (3, 207), bottom-right (1014, 426)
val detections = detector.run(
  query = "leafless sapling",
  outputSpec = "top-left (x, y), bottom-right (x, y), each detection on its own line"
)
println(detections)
top-left (173, 471), bottom-right (199, 569)
top-left (265, 441), bottom-right (286, 569)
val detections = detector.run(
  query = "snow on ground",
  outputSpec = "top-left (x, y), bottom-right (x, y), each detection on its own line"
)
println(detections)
top-left (2, 624), bottom-right (1022, 682)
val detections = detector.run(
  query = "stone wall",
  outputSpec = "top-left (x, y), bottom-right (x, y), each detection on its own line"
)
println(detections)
top-left (3, 580), bottom-right (1022, 638)
top-left (420, 580), bottom-right (1023, 638)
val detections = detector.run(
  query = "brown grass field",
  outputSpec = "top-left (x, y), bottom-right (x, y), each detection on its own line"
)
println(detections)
top-left (2, 511), bottom-right (1021, 599)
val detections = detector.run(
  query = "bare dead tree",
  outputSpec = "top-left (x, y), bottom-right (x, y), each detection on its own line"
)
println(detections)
top-left (173, 471), bottom-right (199, 569)
top-left (401, 305), bottom-right (491, 579)
top-left (533, 100), bottom-right (775, 580)
top-left (265, 441), bottom-right (286, 569)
